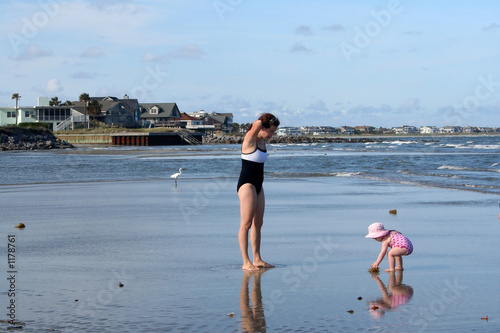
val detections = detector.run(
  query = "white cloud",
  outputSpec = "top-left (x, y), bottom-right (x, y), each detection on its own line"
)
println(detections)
top-left (322, 24), bottom-right (345, 32)
top-left (397, 98), bottom-right (422, 113)
top-left (142, 44), bottom-right (206, 63)
top-left (13, 45), bottom-right (52, 61)
top-left (45, 78), bottom-right (62, 93)
top-left (295, 25), bottom-right (313, 36)
top-left (168, 44), bottom-right (206, 60)
top-left (289, 42), bottom-right (312, 53)
top-left (403, 31), bottom-right (423, 36)
top-left (80, 46), bottom-right (103, 58)
top-left (305, 100), bottom-right (329, 114)
top-left (481, 23), bottom-right (500, 31)
top-left (141, 52), bottom-right (169, 63)
top-left (70, 71), bottom-right (95, 79)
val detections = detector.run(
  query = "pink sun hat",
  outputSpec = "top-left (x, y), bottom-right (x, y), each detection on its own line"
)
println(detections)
top-left (365, 222), bottom-right (390, 238)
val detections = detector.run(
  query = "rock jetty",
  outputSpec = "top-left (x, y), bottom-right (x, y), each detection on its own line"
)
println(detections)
top-left (0, 127), bottom-right (74, 150)
top-left (202, 134), bottom-right (385, 144)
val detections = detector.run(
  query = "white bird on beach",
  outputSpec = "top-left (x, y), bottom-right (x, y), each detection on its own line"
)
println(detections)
top-left (170, 168), bottom-right (182, 185)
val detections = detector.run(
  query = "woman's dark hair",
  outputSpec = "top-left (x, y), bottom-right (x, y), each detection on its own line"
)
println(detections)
top-left (247, 113), bottom-right (280, 131)
top-left (259, 113), bottom-right (280, 129)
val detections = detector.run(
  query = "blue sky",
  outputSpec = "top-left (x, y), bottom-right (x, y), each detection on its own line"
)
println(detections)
top-left (1, 0), bottom-right (499, 127)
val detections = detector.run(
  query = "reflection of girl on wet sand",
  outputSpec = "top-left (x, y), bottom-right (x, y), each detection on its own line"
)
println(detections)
top-left (240, 270), bottom-right (267, 333)
top-left (369, 271), bottom-right (414, 318)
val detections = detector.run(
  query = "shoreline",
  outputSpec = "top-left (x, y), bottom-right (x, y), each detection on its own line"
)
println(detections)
top-left (203, 132), bottom-right (500, 144)
top-left (2, 126), bottom-right (497, 149)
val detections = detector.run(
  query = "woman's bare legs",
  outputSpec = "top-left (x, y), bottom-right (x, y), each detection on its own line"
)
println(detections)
top-left (238, 185), bottom-right (274, 271)
top-left (238, 184), bottom-right (259, 271)
top-left (251, 188), bottom-right (274, 268)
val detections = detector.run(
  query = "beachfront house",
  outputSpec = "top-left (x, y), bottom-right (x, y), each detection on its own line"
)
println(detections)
top-left (0, 101), bottom-right (83, 130)
top-left (187, 111), bottom-right (234, 133)
top-left (299, 126), bottom-right (336, 135)
top-left (439, 125), bottom-right (461, 133)
top-left (178, 112), bottom-right (215, 131)
top-left (393, 125), bottom-right (418, 134)
top-left (206, 112), bottom-right (234, 133)
top-left (355, 125), bottom-right (375, 134)
top-left (139, 103), bottom-right (182, 127)
top-left (462, 126), bottom-right (480, 133)
top-left (338, 126), bottom-right (355, 135)
top-left (420, 126), bottom-right (439, 134)
top-left (277, 127), bottom-right (301, 136)
top-left (72, 95), bottom-right (141, 128)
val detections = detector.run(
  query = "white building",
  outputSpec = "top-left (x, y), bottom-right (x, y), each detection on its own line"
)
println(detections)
top-left (393, 125), bottom-right (418, 134)
top-left (338, 126), bottom-right (355, 135)
top-left (439, 126), bottom-right (460, 133)
top-left (277, 126), bottom-right (301, 136)
top-left (419, 126), bottom-right (438, 134)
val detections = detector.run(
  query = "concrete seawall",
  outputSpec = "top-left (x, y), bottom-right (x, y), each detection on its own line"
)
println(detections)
top-left (55, 134), bottom-right (113, 145)
top-left (55, 132), bottom-right (203, 146)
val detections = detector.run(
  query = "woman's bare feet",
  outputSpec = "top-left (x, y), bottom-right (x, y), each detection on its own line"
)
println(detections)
top-left (253, 260), bottom-right (275, 268)
top-left (385, 268), bottom-right (395, 272)
top-left (242, 263), bottom-right (260, 271)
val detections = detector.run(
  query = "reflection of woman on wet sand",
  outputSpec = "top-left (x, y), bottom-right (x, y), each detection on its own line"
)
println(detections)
top-left (369, 271), bottom-right (413, 318)
top-left (240, 270), bottom-right (267, 333)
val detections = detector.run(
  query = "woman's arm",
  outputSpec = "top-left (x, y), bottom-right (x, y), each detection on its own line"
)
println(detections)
top-left (242, 120), bottom-right (262, 153)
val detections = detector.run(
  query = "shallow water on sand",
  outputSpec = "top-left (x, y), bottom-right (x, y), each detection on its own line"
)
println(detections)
top-left (1, 136), bottom-right (499, 195)
top-left (1, 176), bottom-right (499, 332)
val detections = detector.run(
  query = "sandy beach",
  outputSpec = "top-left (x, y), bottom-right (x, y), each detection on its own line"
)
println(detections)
top-left (1, 175), bottom-right (499, 332)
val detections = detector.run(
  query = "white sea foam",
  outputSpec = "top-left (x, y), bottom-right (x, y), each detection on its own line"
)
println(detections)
top-left (443, 143), bottom-right (500, 150)
top-left (469, 144), bottom-right (500, 149)
top-left (330, 172), bottom-right (361, 177)
top-left (438, 165), bottom-right (469, 171)
top-left (382, 140), bottom-right (414, 145)
top-left (438, 164), bottom-right (500, 173)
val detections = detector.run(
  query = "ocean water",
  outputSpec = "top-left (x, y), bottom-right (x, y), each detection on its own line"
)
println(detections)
top-left (0, 135), bottom-right (499, 194)
top-left (1, 135), bottom-right (500, 332)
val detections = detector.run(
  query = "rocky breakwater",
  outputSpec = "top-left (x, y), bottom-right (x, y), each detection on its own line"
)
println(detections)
top-left (0, 127), bottom-right (74, 150)
top-left (202, 134), bottom-right (385, 144)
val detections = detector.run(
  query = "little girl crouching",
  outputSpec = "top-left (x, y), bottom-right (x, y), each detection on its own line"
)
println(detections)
top-left (366, 222), bottom-right (413, 272)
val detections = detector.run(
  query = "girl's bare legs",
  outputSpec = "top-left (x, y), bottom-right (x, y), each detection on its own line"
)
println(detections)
top-left (395, 256), bottom-right (404, 270)
top-left (385, 247), bottom-right (408, 272)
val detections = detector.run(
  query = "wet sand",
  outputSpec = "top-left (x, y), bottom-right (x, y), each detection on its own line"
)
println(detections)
top-left (1, 177), bottom-right (499, 332)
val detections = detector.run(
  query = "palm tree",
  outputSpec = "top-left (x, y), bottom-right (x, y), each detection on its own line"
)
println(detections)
top-left (49, 96), bottom-right (61, 106)
top-left (64, 100), bottom-right (73, 106)
top-left (79, 93), bottom-right (90, 129)
top-left (11, 93), bottom-right (21, 125)
top-left (87, 100), bottom-right (102, 128)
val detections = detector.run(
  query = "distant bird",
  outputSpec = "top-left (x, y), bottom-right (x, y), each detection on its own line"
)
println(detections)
top-left (170, 168), bottom-right (182, 185)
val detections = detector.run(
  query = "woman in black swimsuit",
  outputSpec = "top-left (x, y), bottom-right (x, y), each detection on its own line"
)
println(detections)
top-left (237, 113), bottom-right (279, 271)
